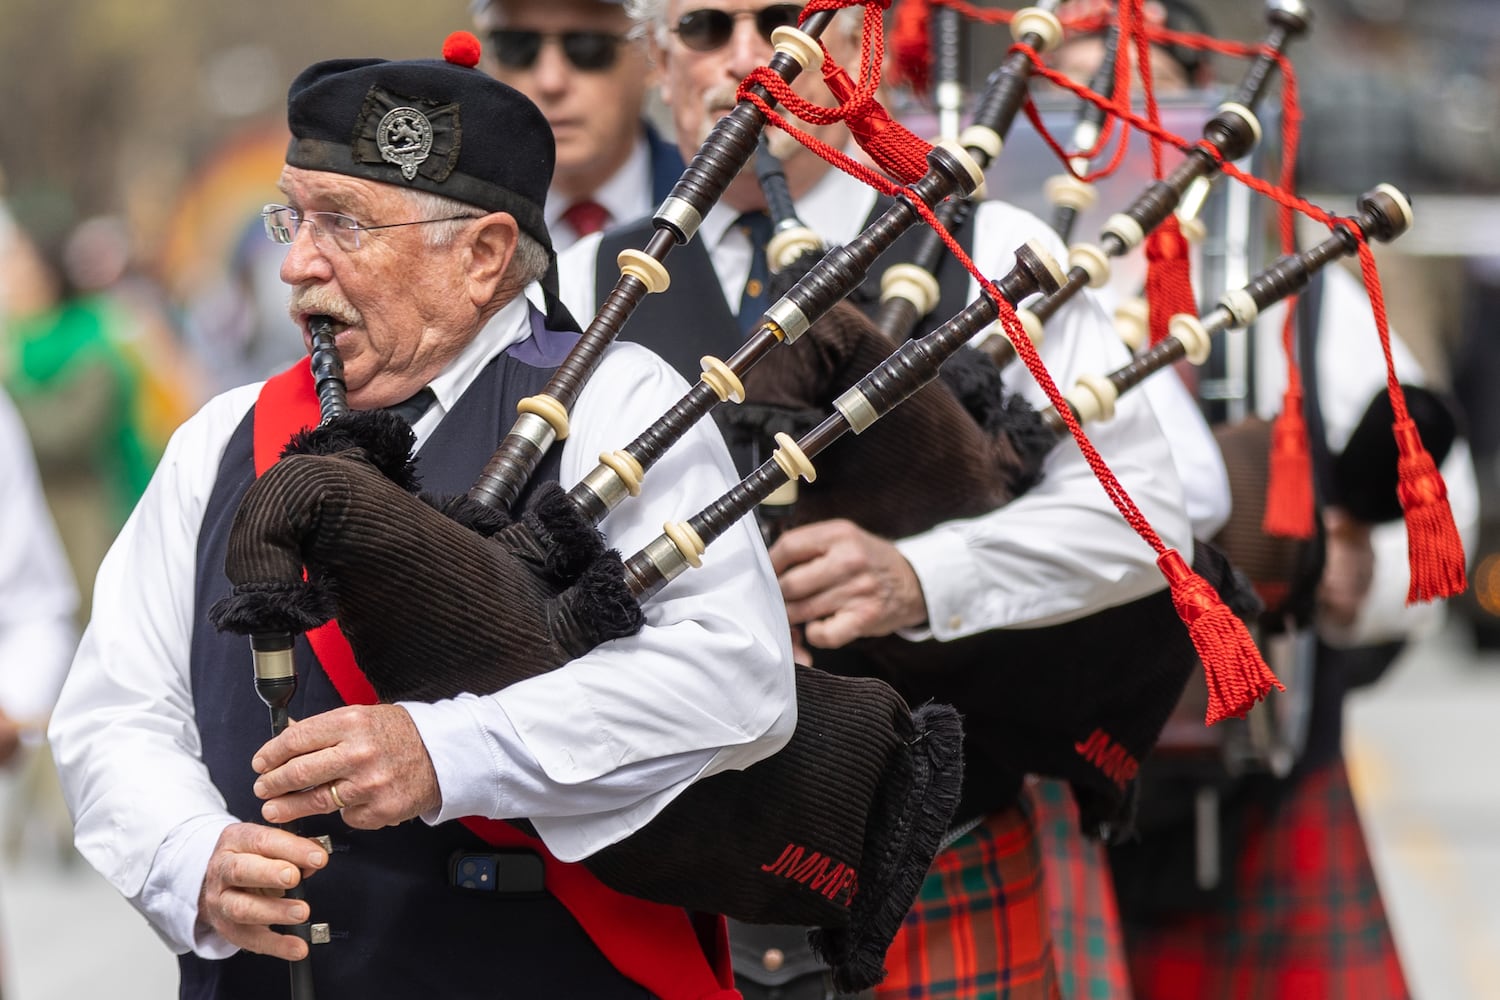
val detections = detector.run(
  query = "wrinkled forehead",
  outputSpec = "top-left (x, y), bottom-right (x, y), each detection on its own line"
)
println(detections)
top-left (276, 164), bottom-right (407, 215)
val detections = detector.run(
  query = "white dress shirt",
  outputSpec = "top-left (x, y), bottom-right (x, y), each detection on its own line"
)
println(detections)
top-left (560, 166), bottom-right (1200, 635)
top-left (47, 291), bottom-right (795, 956)
top-left (0, 387), bottom-right (77, 730)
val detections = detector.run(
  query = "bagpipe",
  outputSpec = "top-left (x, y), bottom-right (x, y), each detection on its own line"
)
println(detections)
top-left (713, 0), bottom-right (1284, 835)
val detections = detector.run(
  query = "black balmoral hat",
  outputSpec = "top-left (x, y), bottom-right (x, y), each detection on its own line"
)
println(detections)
top-left (285, 32), bottom-right (554, 256)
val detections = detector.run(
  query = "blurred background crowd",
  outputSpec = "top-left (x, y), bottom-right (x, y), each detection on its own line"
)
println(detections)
top-left (0, 0), bottom-right (1498, 996)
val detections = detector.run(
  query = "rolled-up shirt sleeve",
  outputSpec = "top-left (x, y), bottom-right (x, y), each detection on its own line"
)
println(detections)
top-left (896, 202), bottom-right (1193, 636)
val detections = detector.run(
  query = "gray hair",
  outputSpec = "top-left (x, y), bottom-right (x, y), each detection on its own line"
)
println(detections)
top-left (624, 0), bottom-right (671, 44)
top-left (396, 187), bottom-right (550, 287)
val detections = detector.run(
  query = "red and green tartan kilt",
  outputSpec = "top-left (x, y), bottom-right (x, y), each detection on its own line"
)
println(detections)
top-left (1122, 757), bottom-right (1409, 1000)
top-left (875, 801), bottom-right (1061, 1000)
top-left (1026, 777), bottom-right (1133, 1000)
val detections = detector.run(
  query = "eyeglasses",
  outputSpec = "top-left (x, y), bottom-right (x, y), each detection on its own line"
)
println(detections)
top-left (671, 4), bottom-right (802, 52)
top-left (488, 29), bottom-right (626, 72)
top-left (261, 204), bottom-right (478, 253)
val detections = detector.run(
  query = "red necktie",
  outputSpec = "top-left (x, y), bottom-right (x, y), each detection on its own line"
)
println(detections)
top-left (561, 199), bottom-right (610, 238)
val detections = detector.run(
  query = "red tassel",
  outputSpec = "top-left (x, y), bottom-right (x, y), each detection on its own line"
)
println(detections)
top-left (1157, 550), bottom-right (1284, 726)
top-left (1393, 417), bottom-right (1468, 602)
top-left (1262, 387), bottom-right (1316, 539)
top-left (889, 0), bottom-right (932, 94)
top-left (822, 60), bottom-right (931, 184)
top-left (1144, 215), bottom-right (1196, 347)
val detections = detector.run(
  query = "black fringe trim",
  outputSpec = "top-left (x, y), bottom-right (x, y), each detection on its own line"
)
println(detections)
top-left (939, 348), bottom-right (1051, 495)
top-left (521, 482), bottom-right (608, 582)
top-left (811, 702), bottom-right (966, 993)
top-left (428, 492), bottom-right (514, 537)
top-left (556, 552), bottom-right (647, 657)
top-left (281, 411), bottom-right (421, 494)
top-left (208, 580), bottom-right (337, 635)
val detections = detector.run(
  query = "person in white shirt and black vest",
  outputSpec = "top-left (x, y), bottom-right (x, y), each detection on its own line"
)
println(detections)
top-left (47, 34), bottom-right (796, 999)
top-left (555, 1), bottom-right (1222, 996)
top-left (472, 0), bottom-right (687, 250)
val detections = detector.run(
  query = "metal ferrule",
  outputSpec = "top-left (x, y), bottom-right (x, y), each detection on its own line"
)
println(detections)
top-left (638, 533), bottom-right (693, 585)
top-left (1200, 307), bottom-right (1237, 338)
top-left (251, 645), bottom-right (295, 681)
top-left (510, 411), bottom-right (558, 452)
top-left (1177, 176), bottom-right (1213, 224)
top-left (654, 197), bottom-right (703, 243)
top-left (833, 386), bottom-right (880, 434)
top-left (577, 464), bottom-right (633, 513)
top-left (764, 297), bottom-right (811, 343)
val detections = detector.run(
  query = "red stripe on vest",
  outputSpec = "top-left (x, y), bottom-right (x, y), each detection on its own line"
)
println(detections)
top-left (253, 362), bottom-right (738, 1000)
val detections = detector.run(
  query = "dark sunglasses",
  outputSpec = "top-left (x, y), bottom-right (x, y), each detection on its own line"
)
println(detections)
top-left (671, 4), bottom-right (803, 52)
top-left (488, 29), bottom-right (625, 72)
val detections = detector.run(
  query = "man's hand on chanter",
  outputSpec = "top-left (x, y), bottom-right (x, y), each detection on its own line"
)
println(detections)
top-left (769, 518), bottom-right (929, 649)
top-left (252, 704), bottom-right (442, 829)
top-left (198, 822), bottom-right (328, 960)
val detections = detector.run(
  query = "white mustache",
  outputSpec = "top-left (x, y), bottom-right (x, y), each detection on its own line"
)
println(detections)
top-left (288, 286), bottom-right (361, 328)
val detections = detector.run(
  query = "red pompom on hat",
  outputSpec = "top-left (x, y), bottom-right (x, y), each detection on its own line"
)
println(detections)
top-left (443, 30), bottom-right (483, 68)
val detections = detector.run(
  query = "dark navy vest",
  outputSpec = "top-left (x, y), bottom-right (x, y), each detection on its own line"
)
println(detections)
top-left (184, 316), bottom-right (653, 999)
top-left (595, 195), bottom-right (976, 473)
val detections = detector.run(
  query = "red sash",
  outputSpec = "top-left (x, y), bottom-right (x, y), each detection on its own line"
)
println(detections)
top-left (252, 363), bottom-right (738, 1000)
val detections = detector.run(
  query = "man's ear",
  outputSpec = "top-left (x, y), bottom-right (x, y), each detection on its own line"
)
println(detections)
top-left (466, 212), bottom-right (520, 306)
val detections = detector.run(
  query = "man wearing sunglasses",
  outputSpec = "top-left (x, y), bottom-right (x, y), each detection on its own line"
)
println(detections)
top-left (473, 0), bottom-right (685, 250)
top-left (48, 38), bottom-right (794, 997)
top-left (555, 2), bottom-right (1203, 997)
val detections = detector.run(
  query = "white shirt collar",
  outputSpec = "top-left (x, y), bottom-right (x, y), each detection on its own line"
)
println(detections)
top-left (411, 293), bottom-right (534, 443)
top-left (794, 164), bottom-right (877, 246)
top-left (697, 160), bottom-right (878, 313)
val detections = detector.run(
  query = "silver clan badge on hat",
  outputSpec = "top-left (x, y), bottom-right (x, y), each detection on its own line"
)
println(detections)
top-left (377, 107), bottom-right (434, 181)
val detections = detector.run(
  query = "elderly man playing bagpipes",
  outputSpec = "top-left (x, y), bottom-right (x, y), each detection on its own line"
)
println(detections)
top-left (48, 19), bottom-right (1035, 997)
top-left (45, 38), bottom-right (816, 999)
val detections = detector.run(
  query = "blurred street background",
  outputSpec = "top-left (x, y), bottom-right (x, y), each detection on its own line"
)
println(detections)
top-left (2, 0), bottom-right (1499, 995)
